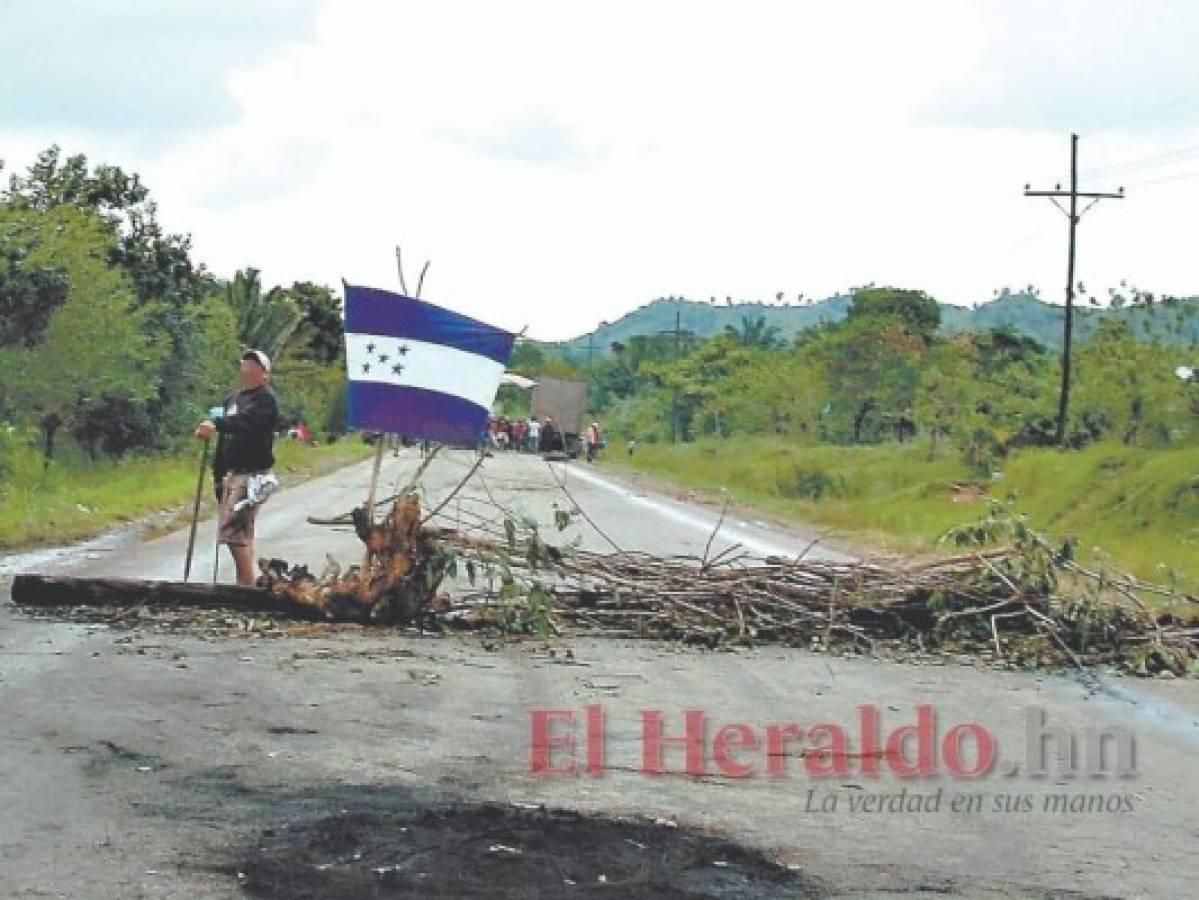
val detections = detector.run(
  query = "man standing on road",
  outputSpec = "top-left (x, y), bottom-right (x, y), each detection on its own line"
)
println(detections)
top-left (585, 421), bottom-right (602, 462)
top-left (539, 417), bottom-right (557, 453)
top-left (194, 350), bottom-right (281, 586)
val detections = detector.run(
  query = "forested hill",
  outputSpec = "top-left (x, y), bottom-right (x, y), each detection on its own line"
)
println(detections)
top-left (555, 291), bottom-right (1199, 356)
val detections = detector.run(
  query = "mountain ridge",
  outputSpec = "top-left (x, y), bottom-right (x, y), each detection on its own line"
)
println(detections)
top-left (548, 291), bottom-right (1199, 356)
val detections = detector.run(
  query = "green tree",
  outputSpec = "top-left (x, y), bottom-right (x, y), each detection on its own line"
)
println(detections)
top-left (724, 315), bottom-right (784, 349)
top-left (1073, 320), bottom-right (1194, 446)
top-left (4, 147), bottom-right (220, 452)
top-left (718, 351), bottom-right (828, 437)
top-left (847, 286), bottom-right (941, 340)
top-left (964, 330), bottom-right (1057, 449)
top-left (816, 317), bottom-right (925, 443)
top-left (224, 268), bottom-right (303, 358)
top-left (0, 206), bottom-right (71, 347)
top-left (589, 334), bottom-right (674, 409)
top-left (267, 281), bottom-right (343, 364)
top-left (4, 145), bottom-right (209, 307)
top-left (913, 338), bottom-right (977, 459)
top-left (0, 208), bottom-right (164, 462)
top-left (643, 335), bottom-right (753, 440)
top-left (509, 339), bottom-right (546, 373)
top-left (271, 354), bottom-right (346, 432)
top-left (508, 339), bottom-right (581, 379)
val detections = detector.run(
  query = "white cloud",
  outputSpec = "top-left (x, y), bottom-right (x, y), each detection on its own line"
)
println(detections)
top-left (6, 0), bottom-right (1199, 339)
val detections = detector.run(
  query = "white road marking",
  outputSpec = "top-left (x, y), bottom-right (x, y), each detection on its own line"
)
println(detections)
top-left (560, 463), bottom-right (854, 562)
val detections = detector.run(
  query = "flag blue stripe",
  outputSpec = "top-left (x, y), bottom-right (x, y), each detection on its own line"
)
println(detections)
top-left (343, 284), bottom-right (515, 363)
top-left (348, 382), bottom-right (489, 445)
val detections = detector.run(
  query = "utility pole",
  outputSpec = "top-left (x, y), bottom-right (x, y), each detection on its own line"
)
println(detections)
top-left (1024, 134), bottom-right (1124, 447)
top-left (657, 309), bottom-right (694, 354)
top-left (657, 307), bottom-right (695, 442)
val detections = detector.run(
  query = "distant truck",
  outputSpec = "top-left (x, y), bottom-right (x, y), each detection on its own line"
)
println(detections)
top-left (530, 375), bottom-right (587, 459)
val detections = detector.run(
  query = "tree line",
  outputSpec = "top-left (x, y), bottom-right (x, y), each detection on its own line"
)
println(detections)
top-left (5, 145), bottom-right (1194, 477)
top-left (0, 147), bottom-right (346, 469)
top-left (551, 287), bottom-right (1199, 472)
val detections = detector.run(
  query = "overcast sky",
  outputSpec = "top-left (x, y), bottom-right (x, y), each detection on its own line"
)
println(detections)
top-left (3, 0), bottom-right (1198, 339)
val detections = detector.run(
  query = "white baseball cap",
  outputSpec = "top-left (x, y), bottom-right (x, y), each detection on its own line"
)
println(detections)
top-left (242, 349), bottom-right (271, 373)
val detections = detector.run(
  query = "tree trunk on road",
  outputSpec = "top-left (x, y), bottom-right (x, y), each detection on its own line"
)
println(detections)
top-left (9, 575), bottom-right (325, 619)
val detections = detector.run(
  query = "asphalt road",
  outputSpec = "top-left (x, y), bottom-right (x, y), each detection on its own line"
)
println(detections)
top-left (1, 449), bottom-right (1197, 898)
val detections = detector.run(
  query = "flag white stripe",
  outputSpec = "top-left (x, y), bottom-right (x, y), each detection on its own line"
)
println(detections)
top-left (345, 333), bottom-right (505, 410)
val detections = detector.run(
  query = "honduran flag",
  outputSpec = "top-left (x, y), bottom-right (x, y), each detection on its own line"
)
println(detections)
top-left (342, 283), bottom-right (516, 444)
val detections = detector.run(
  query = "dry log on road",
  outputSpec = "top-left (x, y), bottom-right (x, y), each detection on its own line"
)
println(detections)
top-left (10, 575), bottom-right (326, 620)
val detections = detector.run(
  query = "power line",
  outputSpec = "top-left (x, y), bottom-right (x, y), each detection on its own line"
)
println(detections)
top-left (1046, 91), bottom-right (1199, 185)
top-left (1121, 168), bottom-right (1199, 189)
top-left (1080, 143), bottom-right (1199, 178)
top-left (1082, 90), bottom-right (1199, 140)
top-left (1023, 134), bottom-right (1126, 447)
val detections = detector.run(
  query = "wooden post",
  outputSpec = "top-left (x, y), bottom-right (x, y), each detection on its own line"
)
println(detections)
top-left (183, 438), bottom-right (209, 582)
top-left (363, 435), bottom-right (387, 570)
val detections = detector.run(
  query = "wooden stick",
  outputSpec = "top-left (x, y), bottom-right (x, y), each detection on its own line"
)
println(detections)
top-left (364, 437), bottom-right (386, 526)
top-left (395, 245), bottom-right (408, 295)
top-left (700, 491), bottom-right (731, 572)
top-left (544, 459), bottom-right (626, 555)
top-left (421, 452), bottom-right (485, 525)
top-left (363, 436), bottom-right (387, 571)
top-left (183, 437), bottom-right (210, 582)
top-left (396, 444), bottom-right (442, 502)
top-left (416, 260), bottom-right (430, 299)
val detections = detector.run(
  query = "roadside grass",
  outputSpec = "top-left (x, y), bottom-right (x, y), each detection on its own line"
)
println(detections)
top-left (607, 437), bottom-right (1199, 592)
top-left (0, 438), bottom-right (373, 550)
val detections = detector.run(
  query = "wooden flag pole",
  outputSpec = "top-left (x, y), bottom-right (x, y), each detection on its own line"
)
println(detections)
top-left (362, 435), bottom-right (387, 571)
top-left (360, 244), bottom-right (431, 571)
top-left (365, 436), bottom-right (386, 524)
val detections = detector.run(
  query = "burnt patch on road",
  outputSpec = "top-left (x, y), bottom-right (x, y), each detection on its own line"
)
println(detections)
top-left (230, 798), bottom-right (818, 899)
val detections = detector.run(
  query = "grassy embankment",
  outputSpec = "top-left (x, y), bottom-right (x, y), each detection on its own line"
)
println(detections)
top-left (607, 438), bottom-right (1199, 592)
top-left (0, 439), bottom-right (374, 550)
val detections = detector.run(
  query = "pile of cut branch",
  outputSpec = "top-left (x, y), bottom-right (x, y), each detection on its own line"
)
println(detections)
top-left (20, 449), bottom-right (1185, 676)
top-left (290, 456), bottom-right (1199, 674)
top-left (432, 529), bottom-right (1198, 674)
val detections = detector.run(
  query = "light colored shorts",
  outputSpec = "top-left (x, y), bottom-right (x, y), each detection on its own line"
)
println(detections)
top-left (218, 473), bottom-right (258, 547)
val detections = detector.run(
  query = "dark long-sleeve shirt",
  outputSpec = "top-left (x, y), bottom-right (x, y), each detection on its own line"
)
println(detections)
top-left (213, 386), bottom-right (280, 482)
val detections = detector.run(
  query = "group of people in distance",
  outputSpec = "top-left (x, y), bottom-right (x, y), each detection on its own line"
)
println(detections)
top-left (485, 415), bottom-right (604, 461)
